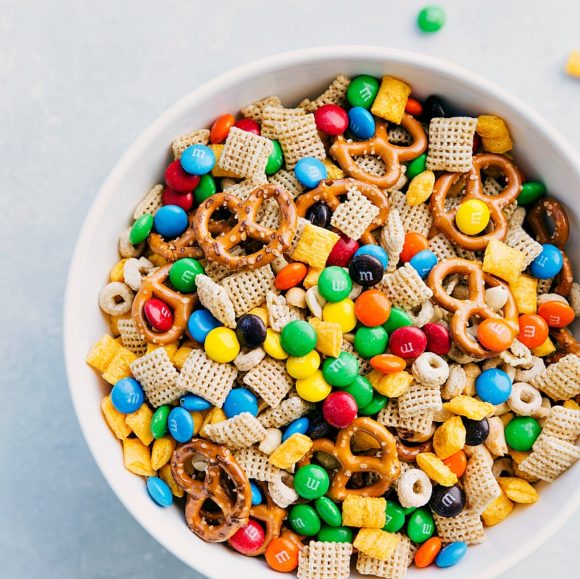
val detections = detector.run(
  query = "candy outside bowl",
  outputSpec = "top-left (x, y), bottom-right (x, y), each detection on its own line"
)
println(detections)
top-left (64, 46), bottom-right (580, 578)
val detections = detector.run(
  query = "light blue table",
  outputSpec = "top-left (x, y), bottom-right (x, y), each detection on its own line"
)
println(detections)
top-left (1, 0), bottom-right (578, 577)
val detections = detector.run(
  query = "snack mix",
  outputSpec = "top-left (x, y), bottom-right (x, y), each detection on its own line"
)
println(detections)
top-left (87, 72), bottom-right (580, 576)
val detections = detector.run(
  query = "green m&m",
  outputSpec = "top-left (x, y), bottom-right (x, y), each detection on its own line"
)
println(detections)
top-left (407, 507), bottom-right (435, 543)
top-left (150, 405), bottom-right (171, 439)
top-left (358, 390), bottom-right (388, 416)
top-left (289, 504), bottom-right (321, 536)
top-left (517, 181), bottom-right (546, 206)
top-left (294, 465), bottom-right (330, 500)
top-left (130, 213), bottom-right (154, 244)
top-left (347, 75), bottom-right (380, 109)
top-left (193, 174), bottom-right (217, 204)
top-left (383, 306), bottom-right (413, 334)
top-left (169, 258), bottom-right (204, 292)
top-left (354, 326), bottom-right (389, 358)
top-left (265, 140), bottom-right (284, 175)
top-left (322, 351), bottom-right (359, 387)
top-left (383, 501), bottom-right (406, 533)
top-left (280, 320), bottom-right (318, 357)
top-left (417, 5), bottom-right (446, 33)
top-left (342, 375), bottom-right (373, 408)
top-left (318, 266), bottom-right (353, 302)
top-left (505, 416), bottom-right (541, 451)
top-left (314, 497), bottom-right (342, 527)
top-left (317, 525), bottom-right (353, 543)
top-left (406, 154), bottom-right (427, 180)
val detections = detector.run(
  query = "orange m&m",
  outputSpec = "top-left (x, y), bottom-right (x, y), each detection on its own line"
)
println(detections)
top-left (415, 536), bottom-right (442, 568)
top-left (265, 536), bottom-right (300, 572)
top-left (275, 262), bottom-right (308, 290)
top-left (477, 318), bottom-right (514, 352)
top-left (443, 450), bottom-right (467, 478)
top-left (370, 354), bottom-right (406, 374)
top-left (518, 314), bottom-right (549, 348)
top-left (210, 113), bottom-right (236, 144)
top-left (538, 300), bottom-right (575, 328)
top-left (400, 232), bottom-right (429, 263)
top-left (354, 289), bottom-right (391, 327)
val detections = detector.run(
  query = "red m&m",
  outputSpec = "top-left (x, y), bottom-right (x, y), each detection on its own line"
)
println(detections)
top-left (422, 323), bottom-right (452, 356)
top-left (326, 235), bottom-right (359, 267)
top-left (229, 519), bottom-right (265, 555)
top-left (314, 104), bottom-right (349, 135)
top-left (322, 391), bottom-right (358, 428)
top-left (389, 326), bottom-right (427, 359)
top-left (143, 298), bottom-right (174, 332)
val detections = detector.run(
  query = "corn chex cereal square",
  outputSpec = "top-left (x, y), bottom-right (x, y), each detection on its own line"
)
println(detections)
top-left (195, 274), bottom-right (236, 328)
top-left (371, 76), bottom-right (412, 124)
top-left (258, 396), bottom-right (314, 428)
top-left (505, 227), bottom-right (542, 268)
top-left (268, 169), bottom-right (304, 199)
top-left (388, 190), bottom-right (433, 237)
top-left (176, 349), bottom-right (237, 408)
top-left (291, 223), bottom-right (340, 269)
top-left (117, 317), bottom-right (148, 356)
top-left (518, 435), bottom-right (580, 482)
top-left (242, 356), bottom-right (294, 408)
top-left (218, 127), bottom-right (273, 181)
top-left (342, 496), bottom-right (386, 528)
top-left (397, 383), bottom-right (442, 418)
top-left (133, 184), bottom-right (164, 219)
top-left (222, 266), bottom-right (275, 317)
top-left (433, 510), bottom-right (486, 545)
top-left (171, 128), bottom-right (210, 159)
top-left (240, 95), bottom-right (283, 121)
top-left (463, 456), bottom-right (502, 514)
top-left (233, 447), bottom-right (282, 482)
top-left (356, 535), bottom-right (411, 579)
top-left (540, 405), bottom-right (580, 443)
top-left (297, 541), bottom-right (353, 579)
top-left (377, 399), bottom-right (434, 436)
top-left (377, 263), bottom-right (433, 310)
top-left (204, 412), bottom-right (267, 449)
top-left (277, 114), bottom-right (326, 169)
top-left (426, 117), bottom-right (477, 173)
top-left (330, 185), bottom-right (379, 241)
top-left (531, 354), bottom-right (580, 400)
top-left (261, 105), bottom-right (306, 139)
top-left (299, 74), bottom-right (351, 112)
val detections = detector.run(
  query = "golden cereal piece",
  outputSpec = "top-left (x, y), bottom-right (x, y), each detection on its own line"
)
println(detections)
top-left (509, 450), bottom-right (530, 465)
top-left (510, 274), bottom-right (537, 315)
top-left (483, 239), bottom-right (524, 286)
top-left (123, 438), bottom-right (155, 477)
top-left (172, 346), bottom-right (193, 370)
top-left (200, 407), bottom-right (227, 438)
top-left (443, 396), bottom-right (495, 420)
top-left (269, 433), bottom-right (313, 469)
top-left (406, 171), bottom-right (435, 206)
top-left (125, 404), bottom-right (154, 446)
top-left (354, 528), bottom-right (400, 560)
top-left (371, 76), bottom-right (412, 124)
top-left (291, 223), bottom-right (340, 269)
top-left (416, 452), bottom-right (458, 486)
top-left (497, 477), bottom-right (539, 504)
top-left (249, 306), bottom-right (269, 326)
top-left (565, 50), bottom-right (580, 77)
top-left (342, 495), bottom-right (387, 528)
top-left (159, 463), bottom-right (184, 498)
top-left (481, 489), bottom-right (514, 526)
top-left (303, 267), bottom-right (323, 289)
top-left (310, 318), bottom-right (342, 357)
top-left (208, 144), bottom-right (240, 178)
top-left (101, 395), bottom-right (132, 440)
top-left (368, 370), bottom-right (414, 398)
top-left (531, 337), bottom-right (556, 357)
top-left (323, 158), bottom-right (346, 180)
top-left (102, 346), bottom-right (137, 385)
top-left (109, 259), bottom-right (127, 282)
top-left (109, 314), bottom-right (131, 337)
top-left (564, 400), bottom-right (580, 411)
top-left (433, 416), bottom-right (467, 460)
top-left (476, 115), bottom-right (513, 153)
top-left (86, 334), bottom-right (122, 373)
top-left (151, 436), bottom-right (177, 471)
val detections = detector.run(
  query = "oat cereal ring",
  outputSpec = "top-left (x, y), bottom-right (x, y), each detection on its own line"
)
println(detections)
top-left (123, 257), bottom-right (154, 291)
top-left (412, 352), bottom-right (450, 387)
top-left (491, 457), bottom-right (515, 480)
top-left (396, 468), bottom-right (432, 508)
top-left (508, 383), bottom-right (543, 416)
top-left (407, 299), bottom-right (438, 327)
top-left (118, 227), bottom-right (144, 258)
top-left (98, 281), bottom-right (134, 316)
top-left (515, 356), bottom-right (546, 383)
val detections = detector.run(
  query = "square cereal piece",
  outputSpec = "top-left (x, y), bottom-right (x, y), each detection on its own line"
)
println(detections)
top-left (476, 115), bottom-right (513, 154)
top-left (177, 349), bottom-right (237, 408)
top-left (388, 190), bottom-right (433, 237)
top-left (203, 412), bottom-right (267, 450)
top-left (159, 463), bottom-right (184, 498)
top-left (268, 169), bottom-right (305, 199)
top-left (269, 433), bottom-right (313, 469)
top-left (222, 266), bottom-right (275, 317)
top-left (171, 129), bottom-right (210, 160)
top-left (298, 541), bottom-right (353, 579)
top-left (151, 436), bottom-right (177, 471)
top-left (261, 105), bottom-right (306, 139)
top-left (102, 346), bottom-right (137, 385)
top-left (86, 334), bottom-right (122, 373)
top-left (291, 223), bottom-right (340, 269)
top-left (518, 435), bottom-right (580, 482)
top-left (482, 239), bottom-right (525, 285)
top-left (234, 447), bottom-right (282, 482)
top-left (258, 397), bottom-right (314, 428)
top-left (195, 274), bottom-right (236, 328)
top-left (208, 144), bottom-right (240, 178)
top-left (377, 263), bottom-right (433, 310)
top-left (530, 354), bottom-right (580, 400)
top-left (377, 399), bottom-right (434, 435)
top-left (199, 407), bottom-right (227, 438)
top-left (540, 405), bottom-right (580, 443)
top-left (125, 403), bottom-right (154, 446)
top-left (443, 395), bottom-right (494, 420)
top-left (130, 348), bottom-right (183, 407)
top-left (309, 318), bottom-right (342, 358)
top-left (266, 291), bottom-right (303, 332)
top-left (277, 114), bottom-right (326, 169)
top-left (370, 76), bottom-right (412, 124)
top-left (133, 184), bottom-right (164, 219)
top-left (505, 227), bottom-right (543, 268)
top-left (123, 438), bottom-right (155, 477)
top-left (342, 495), bottom-right (386, 528)
top-left (240, 95), bottom-right (282, 121)
top-left (330, 185), bottom-right (380, 241)
top-left (354, 529), bottom-right (400, 561)
top-left (433, 510), bottom-right (486, 545)
top-left (299, 74), bottom-right (351, 112)
top-left (565, 50), bottom-right (580, 77)
top-left (356, 535), bottom-right (411, 579)
top-left (101, 395), bottom-right (132, 440)
top-left (397, 384), bottom-right (442, 418)
top-left (117, 317), bottom-right (147, 356)
top-left (217, 127), bottom-right (273, 181)
top-left (243, 356), bottom-right (294, 408)
top-left (510, 273), bottom-right (538, 314)
top-left (426, 117), bottom-right (478, 173)
top-left (463, 455), bottom-right (501, 514)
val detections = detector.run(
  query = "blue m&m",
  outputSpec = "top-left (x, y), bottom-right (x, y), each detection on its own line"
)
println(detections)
top-left (180, 393), bottom-right (212, 412)
top-left (348, 107), bottom-right (375, 139)
top-left (154, 205), bottom-right (189, 238)
top-left (146, 476), bottom-right (173, 507)
top-left (224, 388), bottom-right (259, 418)
top-left (168, 407), bottom-right (194, 442)
top-left (282, 417), bottom-right (310, 441)
top-left (111, 377), bottom-right (144, 414)
top-left (436, 542), bottom-right (467, 568)
top-left (409, 249), bottom-right (438, 279)
top-left (475, 368), bottom-right (512, 405)
top-left (180, 144), bottom-right (215, 175)
top-left (529, 244), bottom-right (563, 279)
top-left (294, 157), bottom-right (327, 189)
top-left (250, 481), bottom-right (263, 506)
top-left (187, 309), bottom-right (222, 343)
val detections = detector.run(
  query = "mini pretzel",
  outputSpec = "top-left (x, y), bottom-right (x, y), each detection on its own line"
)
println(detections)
top-left (132, 264), bottom-right (197, 345)
top-left (149, 214), bottom-right (231, 261)
top-left (329, 115), bottom-right (427, 189)
top-left (192, 184), bottom-right (297, 270)
top-left (295, 178), bottom-right (388, 245)
top-left (547, 328), bottom-right (580, 364)
top-left (171, 439), bottom-right (252, 542)
top-left (527, 198), bottom-right (573, 296)
top-left (430, 153), bottom-right (522, 251)
top-left (427, 258), bottom-right (519, 359)
top-left (396, 439), bottom-right (434, 463)
top-left (298, 417), bottom-right (400, 501)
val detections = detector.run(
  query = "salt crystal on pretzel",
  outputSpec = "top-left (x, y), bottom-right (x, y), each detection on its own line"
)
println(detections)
top-left (463, 454), bottom-right (502, 514)
top-left (388, 190), bottom-right (433, 237)
top-left (258, 396), bottom-right (314, 428)
top-left (218, 127), bottom-right (273, 181)
top-left (530, 354), bottom-right (580, 400)
top-left (277, 113), bottom-right (326, 169)
top-left (130, 347), bottom-right (183, 407)
top-left (377, 263), bottom-right (433, 310)
top-left (397, 383), bottom-right (443, 418)
top-left (330, 185), bottom-right (380, 241)
top-left (356, 535), bottom-right (411, 579)
top-left (234, 347), bottom-right (266, 372)
top-left (243, 356), bottom-right (294, 408)
top-left (539, 405), bottom-right (580, 444)
top-left (377, 399), bottom-right (434, 435)
top-left (117, 317), bottom-right (147, 356)
top-left (518, 435), bottom-right (580, 482)
top-left (133, 184), bottom-right (163, 219)
top-left (195, 274), bottom-right (236, 329)
top-left (171, 128), bottom-right (210, 159)
top-left (298, 74), bottom-right (351, 112)
top-left (222, 266), bottom-right (276, 318)
top-left (240, 95), bottom-right (283, 121)
top-left (426, 117), bottom-right (477, 173)
top-left (266, 291), bottom-right (303, 332)
top-left (380, 209), bottom-right (405, 273)
top-left (204, 412), bottom-right (267, 450)
top-left (268, 169), bottom-right (305, 199)
top-left (176, 349), bottom-right (237, 408)
top-left (297, 541), bottom-right (353, 579)
top-left (433, 510), bottom-right (486, 545)
top-left (233, 447), bottom-right (283, 482)
top-left (261, 105), bottom-right (307, 139)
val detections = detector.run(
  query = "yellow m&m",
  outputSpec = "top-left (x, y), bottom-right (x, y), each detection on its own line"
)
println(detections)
top-left (455, 199), bottom-right (490, 235)
top-left (296, 370), bottom-right (332, 403)
top-left (322, 298), bottom-right (357, 333)
top-left (286, 350), bottom-right (321, 379)
top-left (204, 327), bottom-right (240, 363)
top-left (264, 328), bottom-right (288, 360)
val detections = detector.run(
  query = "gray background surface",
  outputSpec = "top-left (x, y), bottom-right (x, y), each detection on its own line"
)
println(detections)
top-left (0, 0), bottom-right (578, 577)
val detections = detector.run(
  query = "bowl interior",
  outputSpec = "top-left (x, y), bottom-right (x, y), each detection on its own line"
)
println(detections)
top-left (65, 47), bottom-right (580, 579)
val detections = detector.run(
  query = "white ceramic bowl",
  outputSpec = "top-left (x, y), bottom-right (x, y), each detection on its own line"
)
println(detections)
top-left (65, 46), bottom-right (580, 578)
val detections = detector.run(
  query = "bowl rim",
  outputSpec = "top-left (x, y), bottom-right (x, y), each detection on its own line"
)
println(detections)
top-left (64, 45), bottom-right (580, 579)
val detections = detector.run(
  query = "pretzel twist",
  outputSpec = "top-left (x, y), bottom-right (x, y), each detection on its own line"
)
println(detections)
top-left (430, 153), bottom-right (522, 251)
top-left (298, 417), bottom-right (400, 501)
top-left (132, 264), bottom-right (196, 345)
top-left (171, 439), bottom-right (252, 542)
top-left (547, 328), bottom-right (580, 364)
top-left (527, 198), bottom-right (573, 296)
top-left (192, 183), bottom-right (297, 270)
top-left (329, 115), bottom-right (427, 189)
top-left (427, 258), bottom-right (519, 359)
top-left (295, 178), bottom-right (389, 244)
top-left (396, 439), bottom-right (434, 463)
